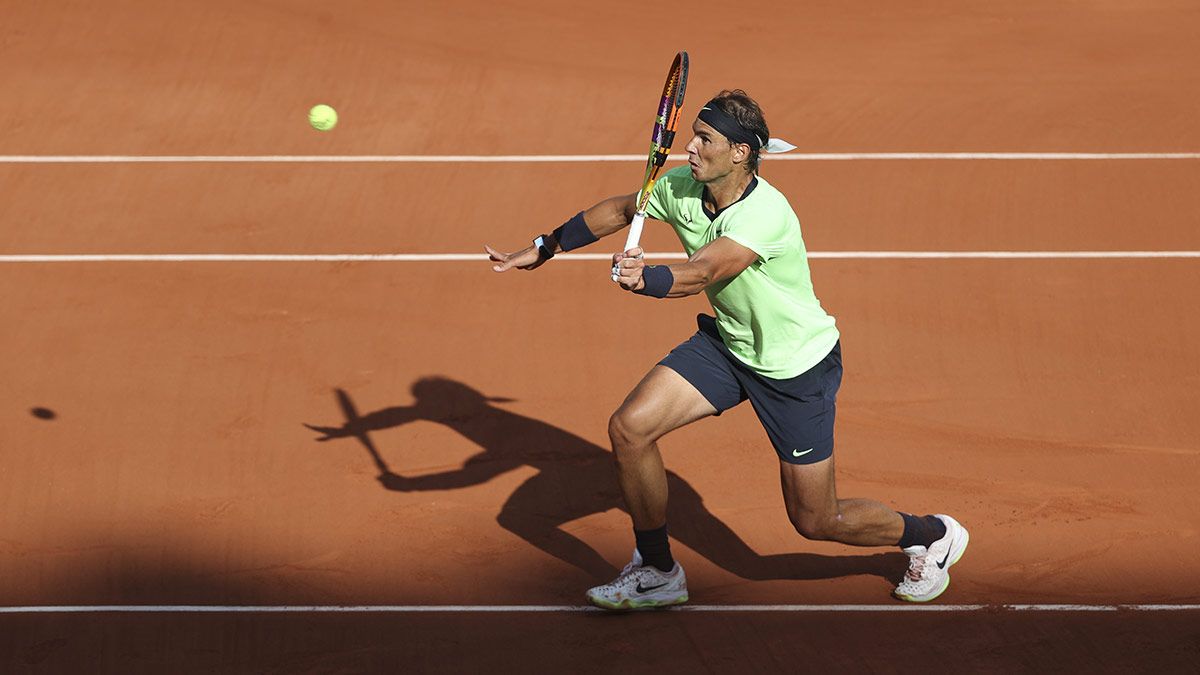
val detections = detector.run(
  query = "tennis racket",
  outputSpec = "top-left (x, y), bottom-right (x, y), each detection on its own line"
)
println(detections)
top-left (622, 51), bottom-right (689, 254)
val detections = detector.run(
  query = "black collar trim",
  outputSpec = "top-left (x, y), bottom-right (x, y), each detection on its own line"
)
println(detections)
top-left (703, 177), bottom-right (758, 221)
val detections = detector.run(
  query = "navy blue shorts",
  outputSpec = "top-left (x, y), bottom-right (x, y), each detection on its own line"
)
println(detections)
top-left (659, 314), bottom-right (842, 465)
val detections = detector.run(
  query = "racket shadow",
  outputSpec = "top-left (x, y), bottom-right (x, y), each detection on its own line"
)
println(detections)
top-left (303, 377), bottom-right (906, 586)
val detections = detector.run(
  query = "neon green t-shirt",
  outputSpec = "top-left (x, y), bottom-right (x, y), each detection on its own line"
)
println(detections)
top-left (645, 165), bottom-right (839, 379)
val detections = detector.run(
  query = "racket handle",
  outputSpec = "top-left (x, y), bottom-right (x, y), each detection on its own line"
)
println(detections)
top-left (612, 212), bottom-right (648, 282)
top-left (623, 212), bottom-right (646, 252)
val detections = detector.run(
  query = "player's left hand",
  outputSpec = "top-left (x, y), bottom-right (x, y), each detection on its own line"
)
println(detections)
top-left (611, 247), bottom-right (646, 291)
top-left (485, 244), bottom-right (547, 272)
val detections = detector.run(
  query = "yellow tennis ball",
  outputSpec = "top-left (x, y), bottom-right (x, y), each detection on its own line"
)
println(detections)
top-left (308, 104), bottom-right (338, 131)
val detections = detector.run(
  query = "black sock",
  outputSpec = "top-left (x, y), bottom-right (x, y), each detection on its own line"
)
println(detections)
top-left (634, 524), bottom-right (675, 572)
top-left (897, 513), bottom-right (947, 549)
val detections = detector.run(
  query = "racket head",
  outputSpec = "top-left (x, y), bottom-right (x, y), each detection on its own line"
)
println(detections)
top-left (636, 51), bottom-right (690, 214)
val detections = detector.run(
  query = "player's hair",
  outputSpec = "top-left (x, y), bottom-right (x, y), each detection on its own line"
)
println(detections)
top-left (708, 90), bottom-right (770, 173)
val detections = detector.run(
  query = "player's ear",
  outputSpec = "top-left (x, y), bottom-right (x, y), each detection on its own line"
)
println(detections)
top-left (731, 142), bottom-right (748, 164)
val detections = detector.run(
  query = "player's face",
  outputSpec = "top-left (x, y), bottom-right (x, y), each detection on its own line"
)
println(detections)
top-left (685, 119), bottom-right (744, 183)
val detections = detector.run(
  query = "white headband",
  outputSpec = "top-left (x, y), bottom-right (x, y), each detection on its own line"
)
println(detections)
top-left (761, 138), bottom-right (797, 154)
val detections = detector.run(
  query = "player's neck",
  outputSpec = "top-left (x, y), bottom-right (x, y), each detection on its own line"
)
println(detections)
top-left (704, 170), bottom-right (755, 212)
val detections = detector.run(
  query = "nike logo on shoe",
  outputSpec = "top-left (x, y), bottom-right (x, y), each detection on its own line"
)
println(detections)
top-left (792, 448), bottom-right (814, 458)
top-left (936, 547), bottom-right (952, 569)
top-left (636, 581), bottom-right (670, 594)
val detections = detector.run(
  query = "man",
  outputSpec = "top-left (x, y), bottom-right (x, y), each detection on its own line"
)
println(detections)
top-left (485, 90), bottom-right (968, 608)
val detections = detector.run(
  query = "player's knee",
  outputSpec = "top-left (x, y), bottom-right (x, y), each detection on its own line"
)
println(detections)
top-left (607, 405), bottom-right (655, 452)
top-left (789, 511), bottom-right (838, 541)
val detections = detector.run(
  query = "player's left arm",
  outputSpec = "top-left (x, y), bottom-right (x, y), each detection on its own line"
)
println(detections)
top-left (613, 236), bottom-right (758, 297)
top-left (485, 193), bottom-right (638, 272)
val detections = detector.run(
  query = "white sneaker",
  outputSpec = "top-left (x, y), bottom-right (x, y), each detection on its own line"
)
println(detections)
top-left (586, 549), bottom-right (688, 610)
top-left (894, 514), bottom-right (970, 603)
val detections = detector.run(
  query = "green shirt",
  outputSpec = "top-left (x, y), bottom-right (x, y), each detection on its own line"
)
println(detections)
top-left (646, 166), bottom-right (839, 379)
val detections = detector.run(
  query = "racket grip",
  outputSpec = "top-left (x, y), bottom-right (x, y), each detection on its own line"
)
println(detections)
top-left (612, 212), bottom-right (648, 282)
top-left (623, 212), bottom-right (646, 252)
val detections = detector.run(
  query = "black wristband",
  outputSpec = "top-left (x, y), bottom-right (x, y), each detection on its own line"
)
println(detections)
top-left (551, 211), bottom-right (598, 252)
top-left (533, 234), bottom-right (554, 261)
top-left (634, 265), bottom-right (674, 298)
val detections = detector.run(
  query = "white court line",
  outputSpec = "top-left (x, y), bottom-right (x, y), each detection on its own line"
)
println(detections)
top-left (2, 153), bottom-right (1200, 163)
top-left (1, 252), bottom-right (1199, 263)
top-left (0, 604), bottom-right (1198, 614)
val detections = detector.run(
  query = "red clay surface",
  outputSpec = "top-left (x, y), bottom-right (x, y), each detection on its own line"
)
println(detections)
top-left (3, 1), bottom-right (1200, 672)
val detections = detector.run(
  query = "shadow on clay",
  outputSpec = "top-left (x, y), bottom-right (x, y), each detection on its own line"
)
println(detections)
top-left (304, 377), bottom-right (906, 586)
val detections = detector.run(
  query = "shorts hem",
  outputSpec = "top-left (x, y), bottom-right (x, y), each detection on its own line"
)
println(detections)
top-left (657, 361), bottom-right (730, 416)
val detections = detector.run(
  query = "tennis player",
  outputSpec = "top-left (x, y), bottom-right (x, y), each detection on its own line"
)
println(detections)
top-left (485, 90), bottom-right (969, 608)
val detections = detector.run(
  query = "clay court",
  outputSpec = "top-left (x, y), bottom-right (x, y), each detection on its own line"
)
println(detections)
top-left (3, 1), bottom-right (1199, 672)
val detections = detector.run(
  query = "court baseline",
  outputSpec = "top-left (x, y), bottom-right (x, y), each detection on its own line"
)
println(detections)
top-left (2, 604), bottom-right (1199, 614)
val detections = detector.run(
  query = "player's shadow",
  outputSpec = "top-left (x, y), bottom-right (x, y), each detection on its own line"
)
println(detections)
top-left (304, 377), bottom-right (905, 584)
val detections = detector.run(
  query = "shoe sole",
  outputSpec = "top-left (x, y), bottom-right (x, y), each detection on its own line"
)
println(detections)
top-left (894, 516), bottom-right (970, 603)
top-left (587, 593), bottom-right (689, 611)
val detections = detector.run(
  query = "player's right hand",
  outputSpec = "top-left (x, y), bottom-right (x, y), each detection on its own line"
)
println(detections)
top-left (611, 247), bottom-right (646, 291)
top-left (485, 244), bottom-right (546, 272)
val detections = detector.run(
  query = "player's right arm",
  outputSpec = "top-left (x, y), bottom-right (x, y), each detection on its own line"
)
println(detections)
top-left (485, 193), bottom-right (638, 273)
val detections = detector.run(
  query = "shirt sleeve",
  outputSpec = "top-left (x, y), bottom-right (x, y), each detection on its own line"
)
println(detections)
top-left (719, 200), bottom-right (796, 263)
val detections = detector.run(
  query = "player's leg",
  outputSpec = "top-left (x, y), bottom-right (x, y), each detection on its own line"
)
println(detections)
top-left (607, 364), bottom-right (717, 530)
top-left (777, 457), bottom-right (968, 602)
top-left (736, 341), bottom-right (896, 542)
top-left (588, 318), bottom-right (744, 610)
top-left (778, 456), bottom-right (903, 546)
top-left (587, 366), bottom-right (714, 610)
top-left (759, 342), bottom-right (968, 601)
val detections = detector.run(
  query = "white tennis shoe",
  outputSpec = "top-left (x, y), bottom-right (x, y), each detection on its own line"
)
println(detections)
top-left (586, 549), bottom-right (688, 610)
top-left (894, 514), bottom-right (970, 603)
